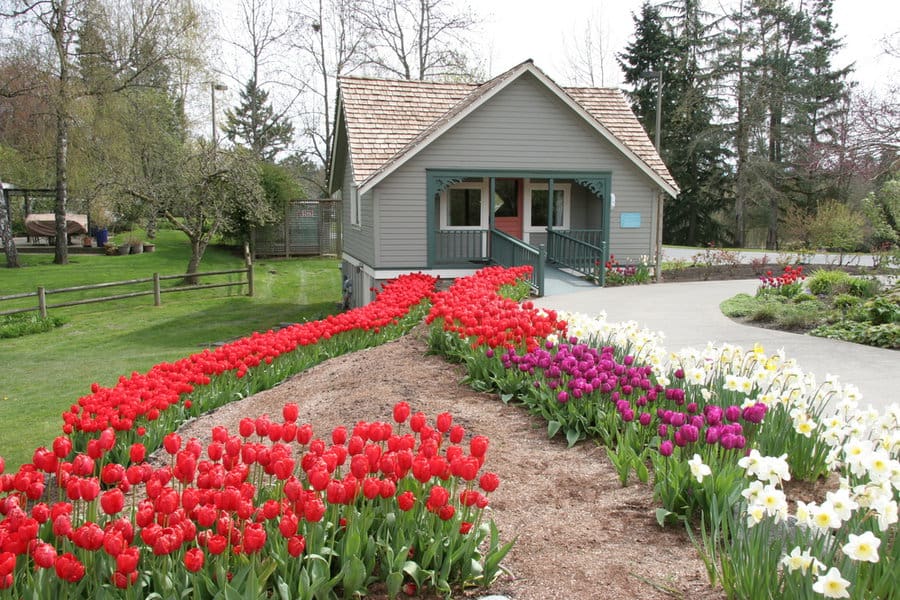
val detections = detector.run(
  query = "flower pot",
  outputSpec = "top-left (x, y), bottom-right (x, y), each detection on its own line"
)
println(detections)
top-left (142, 243), bottom-right (156, 253)
top-left (130, 243), bottom-right (144, 254)
top-left (117, 245), bottom-right (130, 256)
top-left (82, 237), bottom-right (93, 248)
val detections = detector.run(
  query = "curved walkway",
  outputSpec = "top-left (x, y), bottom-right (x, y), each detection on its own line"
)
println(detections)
top-left (535, 279), bottom-right (898, 414)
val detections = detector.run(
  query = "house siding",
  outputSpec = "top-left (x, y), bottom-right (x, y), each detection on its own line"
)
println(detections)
top-left (341, 160), bottom-right (376, 267)
top-left (372, 72), bottom-right (660, 268)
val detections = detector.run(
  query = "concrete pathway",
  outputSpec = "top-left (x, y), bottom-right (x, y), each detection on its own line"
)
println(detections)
top-left (535, 279), bottom-right (898, 414)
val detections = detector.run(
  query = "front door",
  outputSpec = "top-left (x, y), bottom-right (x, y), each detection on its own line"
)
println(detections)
top-left (492, 178), bottom-right (523, 239)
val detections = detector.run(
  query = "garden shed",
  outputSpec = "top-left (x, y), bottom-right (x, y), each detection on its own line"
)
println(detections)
top-left (328, 60), bottom-right (678, 307)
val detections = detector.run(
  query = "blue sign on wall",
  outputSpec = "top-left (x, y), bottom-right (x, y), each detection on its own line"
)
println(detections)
top-left (620, 212), bottom-right (641, 228)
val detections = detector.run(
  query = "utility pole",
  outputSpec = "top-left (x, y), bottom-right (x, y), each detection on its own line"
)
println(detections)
top-left (210, 83), bottom-right (228, 145)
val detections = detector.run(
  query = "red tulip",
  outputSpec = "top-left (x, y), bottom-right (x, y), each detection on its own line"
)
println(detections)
top-left (184, 547), bottom-right (205, 572)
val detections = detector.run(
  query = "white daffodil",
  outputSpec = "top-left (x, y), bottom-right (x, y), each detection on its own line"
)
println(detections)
top-left (741, 480), bottom-right (764, 504)
top-left (761, 454), bottom-right (791, 485)
top-left (738, 449), bottom-right (764, 479)
top-left (844, 439), bottom-right (873, 478)
top-left (746, 503), bottom-right (765, 527)
top-left (872, 496), bottom-right (898, 532)
top-left (686, 367), bottom-right (705, 385)
top-left (724, 374), bottom-right (741, 392)
top-left (794, 500), bottom-right (812, 527)
top-left (781, 546), bottom-right (822, 575)
top-left (758, 484), bottom-right (788, 519)
top-left (826, 488), bottom-right (859, 522)
top-left (811, 567), bottom-right (851, 599)
top-left (810, 501), bottom-right (842, 531)
top-left (842, 531), bottom-right (881, 563)
top-left (688, 454), bottom-right (712, 484)
top-left (863, 450), bottom-right (895, 484)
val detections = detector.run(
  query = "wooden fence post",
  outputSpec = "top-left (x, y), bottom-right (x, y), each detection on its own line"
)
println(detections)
top-left (153, 273), bottom-right (161, 306)
top-left (38, 286), bottom-right (46, 318)
top-left (244, 242), bottom-right (254, 297)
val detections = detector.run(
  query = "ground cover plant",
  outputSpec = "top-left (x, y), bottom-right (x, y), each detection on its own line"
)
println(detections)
top-left (721, 265), bottom-right (900, 348)
top-left (0, 231), bottom-right (340, 469)
top-left (0, 313), bottom-right (64, 339)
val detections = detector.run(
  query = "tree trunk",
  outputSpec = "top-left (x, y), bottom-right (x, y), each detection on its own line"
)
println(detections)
top-left (53, 0), bottom-right (70, 265)
top-left (183, 238), bottom-right (205, 285)
top-left (1, 192), bottom-right (20, 268)
top-left (53, 110), bottom-right (69, 264)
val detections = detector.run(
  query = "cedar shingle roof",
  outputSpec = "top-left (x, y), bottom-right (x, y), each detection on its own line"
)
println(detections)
top-left (337, 62), bottom-right (678, 194)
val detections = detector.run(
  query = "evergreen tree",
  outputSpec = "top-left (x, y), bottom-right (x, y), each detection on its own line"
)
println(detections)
top-left (619, 1), bottom-right (731, 246)
top-left (223, 77), bottom-right (294, 161)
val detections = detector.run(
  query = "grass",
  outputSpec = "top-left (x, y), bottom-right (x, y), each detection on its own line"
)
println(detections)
top-left (0, 229), bottom-right (340, 469)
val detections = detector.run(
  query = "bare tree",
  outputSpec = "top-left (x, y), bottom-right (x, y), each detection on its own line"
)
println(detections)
top-left (358, 0), bottom-right (479, 81)
top-left (288, 0), bottom-right (369, 179)
top-left (562, 8), bottom-right (616, 87)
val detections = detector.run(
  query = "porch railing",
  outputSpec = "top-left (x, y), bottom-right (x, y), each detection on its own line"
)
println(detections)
top-left (434, 229), bottom-right (489, 264)
top-left (547, 229), bottom-right (606, 285)
top-left (490, 229), bottom-right (545, 296)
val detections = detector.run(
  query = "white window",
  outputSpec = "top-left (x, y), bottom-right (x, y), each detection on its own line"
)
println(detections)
top-left (349, 185), bottom-right (360, 226)
top-left (524, 181), bottom-right (570, 232)
top-left (440, 181), bottom-right (489, 229)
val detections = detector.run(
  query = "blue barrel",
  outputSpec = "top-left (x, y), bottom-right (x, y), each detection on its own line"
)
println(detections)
top-left (95, 228), bottom-right (109, 247)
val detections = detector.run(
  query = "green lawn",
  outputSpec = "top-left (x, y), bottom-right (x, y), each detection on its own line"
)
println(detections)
top-left (0, 230), bottom-right (340, 469)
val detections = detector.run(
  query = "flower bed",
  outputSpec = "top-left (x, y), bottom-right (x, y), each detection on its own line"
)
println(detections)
top-left (0, 272), bottom-right (516, 598)
top-left (427, 267), bottom-right (898, 600)
top-left (1, 264), bottom-right (896, 599)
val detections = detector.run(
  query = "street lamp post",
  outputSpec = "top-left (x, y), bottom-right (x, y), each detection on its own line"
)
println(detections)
top-left (641, 70), bottom-right (663, 152)
top-left (642, 70), bottom-right (664, 282)
top-left (210, 83), bottom-right (228, 145)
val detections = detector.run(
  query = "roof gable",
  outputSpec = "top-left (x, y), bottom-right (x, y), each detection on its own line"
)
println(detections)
top-left (337, 61), bottom-right (678, 197)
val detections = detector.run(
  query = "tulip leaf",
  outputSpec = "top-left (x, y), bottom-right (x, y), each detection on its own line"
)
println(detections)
top-left (403, 560), bottom-right (421, 585)
top-left (387, 571), bottom-right (404, 597)
top-left (565, 428), bottom-right (580, 447)
top-left (547, 420), bottom-right (561, 438)
top-left (655, 508), bottom-right (672, 527)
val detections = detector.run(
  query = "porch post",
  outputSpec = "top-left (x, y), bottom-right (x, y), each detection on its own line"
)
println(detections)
top-left (426, 174), bottom-right (436, 269)
top-left (488, 177), bottom-right (496, 230)
top-left (547, 178), bottom-right (554, 231)
top-left (601, 176), bottom-right (612, 286)
top-left (488, 177), bottom-right (496, 261)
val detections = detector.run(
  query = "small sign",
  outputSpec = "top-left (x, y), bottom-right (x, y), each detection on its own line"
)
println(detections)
top-left (620, 212), bottom-right (641, 228)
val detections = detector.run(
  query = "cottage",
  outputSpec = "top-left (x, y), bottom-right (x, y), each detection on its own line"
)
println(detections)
top-left (329, 60), bottom-right (678, 307)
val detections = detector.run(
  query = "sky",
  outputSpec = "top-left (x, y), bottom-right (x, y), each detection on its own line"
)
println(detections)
top-left (476, 0), bottom-right (899, 92)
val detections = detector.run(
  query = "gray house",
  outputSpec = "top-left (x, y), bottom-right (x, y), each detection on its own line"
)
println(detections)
top-left (329, 60), bottom-right (678, 307)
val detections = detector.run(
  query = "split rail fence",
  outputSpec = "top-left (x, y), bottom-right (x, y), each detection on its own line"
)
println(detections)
top-left (0, 265), bottom-right (253, 318)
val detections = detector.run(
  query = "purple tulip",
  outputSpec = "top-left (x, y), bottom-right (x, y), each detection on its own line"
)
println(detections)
top-left (639, 412), bottom-right (652, 427)
top-left (725, 405), bottom-right (742, 423)
top-left (659, 440), bottom-right (674, 457)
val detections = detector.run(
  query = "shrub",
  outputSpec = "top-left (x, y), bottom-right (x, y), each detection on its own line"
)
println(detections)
top-left (847, 276), bottom-right (879, 298)
top-left (806, 199), bottom-right (866, 254)
top-left (806, 269), bottom-right (852, 296)
top-left (864, 296), bottom-right (900, 325)
top-left (791, 293), bottom-right (817, 304)
top-left (749, 300), bottom-right (782, 323)
top-left (775, 303), bottom-right (823, 331)
top-left (832, 293), bottom-right (861, 312)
